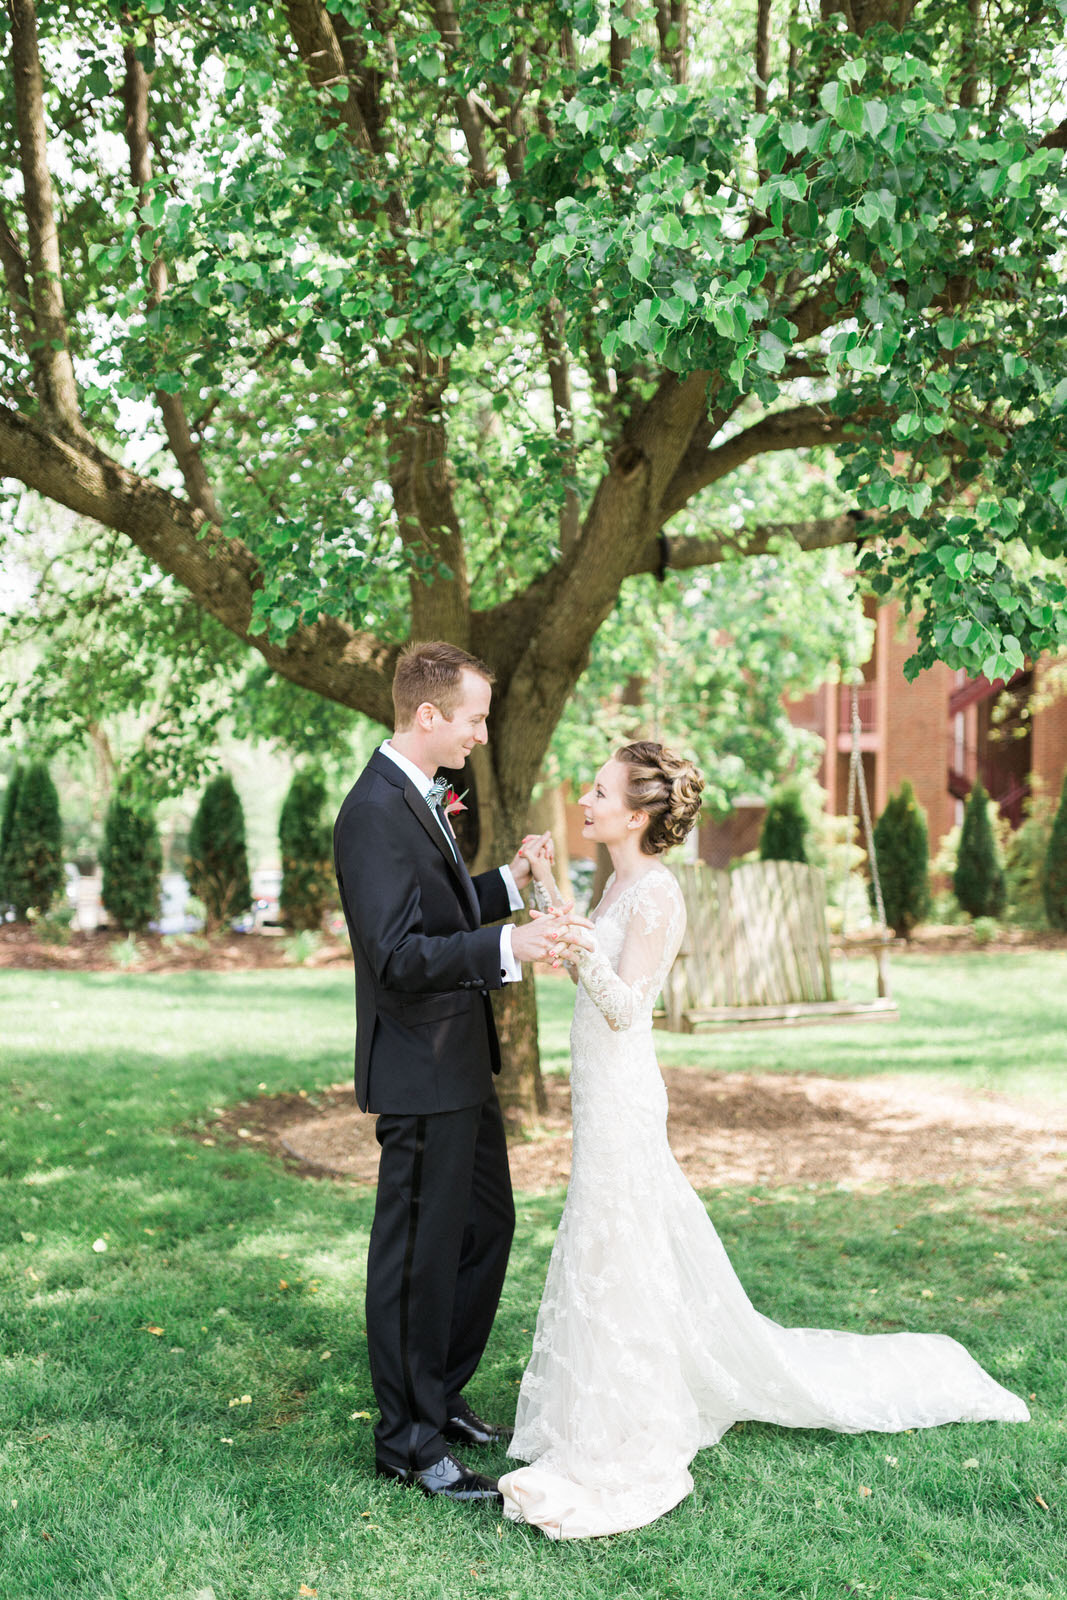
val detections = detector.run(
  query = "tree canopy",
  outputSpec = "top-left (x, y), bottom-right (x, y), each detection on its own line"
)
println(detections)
top-left (1, 0), bottom-right (1064, 788)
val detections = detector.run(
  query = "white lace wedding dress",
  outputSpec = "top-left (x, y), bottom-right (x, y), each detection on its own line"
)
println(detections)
top-left (498, 865), bottom-right (1029, 1540)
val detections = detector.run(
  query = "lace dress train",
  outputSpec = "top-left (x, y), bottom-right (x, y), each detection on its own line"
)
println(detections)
top-left (498, 867), bottom-right (1029, 1540)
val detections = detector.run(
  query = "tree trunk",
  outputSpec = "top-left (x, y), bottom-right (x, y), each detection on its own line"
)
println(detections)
top-left (467, 745), bottom-right (548, 1124)
top-left (528, 780), bottom-right (574, 903)
top-left (491, 976), bottom-right (547, 1129)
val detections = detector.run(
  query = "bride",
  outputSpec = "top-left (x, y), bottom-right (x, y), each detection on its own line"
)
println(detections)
top-left (498, 741), bottom-right (1030, 1540)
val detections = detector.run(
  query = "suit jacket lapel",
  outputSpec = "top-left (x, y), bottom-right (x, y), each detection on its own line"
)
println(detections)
top-left (369, 753), bottom-right (481, 926)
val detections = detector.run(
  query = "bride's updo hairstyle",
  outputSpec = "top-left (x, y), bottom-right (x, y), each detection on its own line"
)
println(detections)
top-left (615, 741), bottom-right (704, 857)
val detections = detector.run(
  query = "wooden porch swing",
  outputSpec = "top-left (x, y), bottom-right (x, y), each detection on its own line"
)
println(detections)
top-left (655, 686), bottom-right (900, 1034)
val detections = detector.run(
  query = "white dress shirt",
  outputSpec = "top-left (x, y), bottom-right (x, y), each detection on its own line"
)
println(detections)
top-left (379, 742), bottom-right (523, 983)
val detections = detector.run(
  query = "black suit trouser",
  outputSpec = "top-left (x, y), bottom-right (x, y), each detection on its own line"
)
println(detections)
top-left (367, 1089), bottom-right (515, 1470)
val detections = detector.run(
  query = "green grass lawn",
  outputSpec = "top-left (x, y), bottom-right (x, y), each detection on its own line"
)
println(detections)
top-left (1, 956), bottom-right (1065, 1599)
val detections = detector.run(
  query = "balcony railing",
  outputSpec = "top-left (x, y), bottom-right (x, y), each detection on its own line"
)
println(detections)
top-left (839, 683), bottom-right (878, 733)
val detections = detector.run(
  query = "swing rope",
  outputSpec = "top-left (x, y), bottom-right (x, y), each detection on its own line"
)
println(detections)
top-left (841, 681), bottom-right (889, 940)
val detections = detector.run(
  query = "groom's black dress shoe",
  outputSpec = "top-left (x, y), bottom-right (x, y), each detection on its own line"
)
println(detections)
top-left (375, 1452), bottom-right (503, 1503)
top-left (443, 1396), bottom-right (514, 1449)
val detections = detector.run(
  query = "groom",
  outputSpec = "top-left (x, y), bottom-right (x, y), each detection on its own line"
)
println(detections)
top-left (333, 641), bottom-right (572, 1504)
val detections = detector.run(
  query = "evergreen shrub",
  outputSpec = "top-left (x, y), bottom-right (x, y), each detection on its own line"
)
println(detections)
top-left (759, 783), bottom-right (808, 863)
top-left (871, 779), bottom-right (929, 938)
top-left (279, 769), bottom-right (334, 932)
top-left (1004, 789), bottom-right (1053, 928)
top-left (101, 786), bottom-right (163, 932)
top-left (3, 760), bottom-right (64, 919)
top-left (1042, 770), bottom-right (1067, 931)
top-left (186, 774), bottom-right (251, 928)
top-left (0, 763), bottom-right (23, 912)
top-left (953, 779), bottom-right (1006, 918)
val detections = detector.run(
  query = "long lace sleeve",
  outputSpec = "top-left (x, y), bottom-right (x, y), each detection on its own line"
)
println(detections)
top-left (575, 870), bottom-right (685, 1031)
top-left (531, 874), bottom-right (579, 982)
top-left (531, 879), bottom-right (558, 912)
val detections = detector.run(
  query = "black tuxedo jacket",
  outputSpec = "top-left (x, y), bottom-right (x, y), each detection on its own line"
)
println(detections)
top-left (333, 750), bottom-right (514, 1114)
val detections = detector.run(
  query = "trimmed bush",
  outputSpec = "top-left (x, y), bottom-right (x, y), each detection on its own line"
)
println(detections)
top-left (871, 779), bottom-right (930, 938)
top-left (1042, 770), bottom-right (1067, 931)
top-left (186, 774), bottom-right (251, 929)
top-left (954, 779), bottom-right (1006, 918)
top-left (100, 786), bottom-right (163, 932)
top-left (279, 768), bottom-right (334, 932)
top-left (3, 760), bottom-right (64, 919)
top-left (0, 763), bottom-right (23, 912)
top-left (1005, 790), bottom-right (1053, 928)
top-left (759, 783), bottom-right (808, 863)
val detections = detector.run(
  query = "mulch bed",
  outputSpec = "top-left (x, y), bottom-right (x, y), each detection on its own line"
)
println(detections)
top-left (195, 1067), bottom-right (1067, 1199)
top-left (0, 926), bottom-right (353, 973)
top-left (3, 922), bottom-right (1065, 973)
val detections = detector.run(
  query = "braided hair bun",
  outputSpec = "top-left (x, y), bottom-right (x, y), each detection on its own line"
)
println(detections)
top-left (615, 741), bottom-right (704, 856)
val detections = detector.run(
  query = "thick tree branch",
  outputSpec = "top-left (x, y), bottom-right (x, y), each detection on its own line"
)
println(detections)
top-left (540, 302), bottom-right (581, 555)
top-left (488, 50), bottom-right (531, 182)
top-left (655, 0), bottom-right (687, 84)
top-left (755, 0), bottom-right (772, 114)
top-left (630, 513), bottom-right (876, 577)
top-left (0, 403), bottom-right (396, 724)
top-left (0, 205), bottom-right (38, 363)
top-left (493, 370), bottom-right (713, 802)
top-left (609, 0), bottom-right (634, 83)
top-left (660, 405), bottom-right (858, 519)
top-left (331, 5), bottom-right (389, 154)
top-left (1040, 117), bottom-right (1067, 150)
top-left (9, 0), bottom-right (84, 434)
top-left (122, 32), bottom-right (221, 525)
top-left (283, 0), bottom-right (373, 151)
top-left (385, 365), bottom-right (472, 644)
top-left (432, 0), bottom-right (493, 188)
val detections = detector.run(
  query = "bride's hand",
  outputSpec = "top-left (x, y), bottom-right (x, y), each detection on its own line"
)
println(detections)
top-left (519, 831), bottom-right (556, 882)
top-left (529, 903), bottom-right (594, 966)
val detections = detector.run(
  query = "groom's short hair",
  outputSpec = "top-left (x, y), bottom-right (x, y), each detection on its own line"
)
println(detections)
top-left (392, 641), bottom-right (495, 729)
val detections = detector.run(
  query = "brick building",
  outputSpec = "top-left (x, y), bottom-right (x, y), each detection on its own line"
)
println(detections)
top-left (563, 601), bottom-right (1067, 871)
top-left (789, 601), bottom-right (1067, 850)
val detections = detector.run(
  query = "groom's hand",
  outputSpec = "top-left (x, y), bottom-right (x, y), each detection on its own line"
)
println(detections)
top-left (511, 905), bottom-right (592, 966)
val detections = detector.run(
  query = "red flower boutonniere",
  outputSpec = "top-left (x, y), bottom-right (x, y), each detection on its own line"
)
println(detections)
top-left (444, 787), bottom-right (468, 817)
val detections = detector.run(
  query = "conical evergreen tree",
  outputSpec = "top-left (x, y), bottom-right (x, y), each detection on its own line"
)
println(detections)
top-left (954, 778), bottom-right (1005, 917)
top-left (4, 760), bottom-right (64, 919)
top-left (871, 779), bottom-right (929, 938)
top-left (759, 783), bottom-right (808, 863)
top-left (101, 785), bottom-right (163, 932)
top-left (279, 768), bottom-right (334, 932)
top-left (186, 774), bottom-right (251, 928)
top-left (0, 763), bottom-right (23, 913)
top-left (1042, 770), bottom-right (1067, 932)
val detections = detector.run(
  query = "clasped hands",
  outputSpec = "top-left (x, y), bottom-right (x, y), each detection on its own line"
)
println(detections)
top-left (508, 831), bottom-right (594, 968)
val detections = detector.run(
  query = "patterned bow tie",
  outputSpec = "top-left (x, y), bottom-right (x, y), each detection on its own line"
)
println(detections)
top-left (426, 778), bottom-right (450, 807)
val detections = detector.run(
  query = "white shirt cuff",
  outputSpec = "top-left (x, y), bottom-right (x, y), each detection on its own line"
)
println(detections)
top-left (499, 864), bottom-right (524, 913)
top-left (499, 923), bottom-right (522, 984)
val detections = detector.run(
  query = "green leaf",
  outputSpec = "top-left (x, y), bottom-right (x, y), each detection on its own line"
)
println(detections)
top-left (779, 123), bottom-right (809, 156)
top-left (936, 317), bottom-right (969, 350)
top-left (862, 100), bottom-right (888, 138)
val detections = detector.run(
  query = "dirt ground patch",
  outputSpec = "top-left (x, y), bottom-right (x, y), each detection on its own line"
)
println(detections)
top-left (3, 923), bottom-right (1065, 973)
top-left (0, 926), bottom-right (352, 972)
top-left (200, 1068), bottom-right (1067, 1197)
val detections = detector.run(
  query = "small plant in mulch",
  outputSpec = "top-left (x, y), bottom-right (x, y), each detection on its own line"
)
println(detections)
top-left (871, 780), bottom-right (930, 939)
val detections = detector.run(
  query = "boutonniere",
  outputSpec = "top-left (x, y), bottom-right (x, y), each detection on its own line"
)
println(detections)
top-left (444, 786), bottom-right (468, 817)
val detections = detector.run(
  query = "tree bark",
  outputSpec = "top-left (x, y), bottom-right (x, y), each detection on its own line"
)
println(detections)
top-left (9, 0), bottom-right (85, 435)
